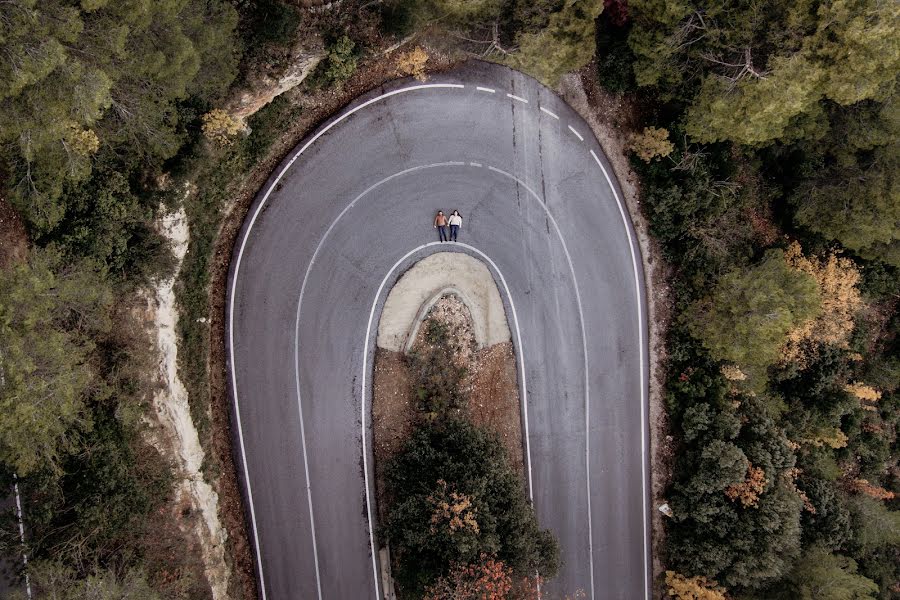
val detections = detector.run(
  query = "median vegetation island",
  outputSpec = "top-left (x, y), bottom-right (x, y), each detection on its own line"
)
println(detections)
top-left (374, 290), bottom-right (560, 598)
top-left (0, 0), bottom-right (896, 598)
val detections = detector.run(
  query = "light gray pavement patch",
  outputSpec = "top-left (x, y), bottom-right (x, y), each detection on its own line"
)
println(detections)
top-left (226, 60), bottom-right (649, 599)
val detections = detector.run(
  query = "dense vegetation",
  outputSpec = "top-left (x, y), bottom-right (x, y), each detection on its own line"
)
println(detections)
top-left (385, 318), bottom-right (559, 598)
top-left (592, 0), bottom-right (899, 596)
top-left (1, 0), bottom-right (896, 598)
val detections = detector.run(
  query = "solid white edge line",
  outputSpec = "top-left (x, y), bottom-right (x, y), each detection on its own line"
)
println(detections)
top-left (568, 125), bottom-right (584, 142)
top-left (228, 84), bottom-right (466, 600)
top-left (507, 93), bottom-right (529, 103)
top-left (591, 148), bottom-right (650, 600)
top-left (486, 164), bottom-right (595, 599)
top-left (13, 474), bottom-right (32, 599)
top-left (540, 106), bottom-right (560, 120)
top-left (476, 86), bottom-right (496, 93)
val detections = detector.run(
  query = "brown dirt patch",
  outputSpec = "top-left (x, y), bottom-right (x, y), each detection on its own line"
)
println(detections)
top-left (467, 342), bottom-right (523, 475)
top-left (0, 197), bottom-right (28, 271)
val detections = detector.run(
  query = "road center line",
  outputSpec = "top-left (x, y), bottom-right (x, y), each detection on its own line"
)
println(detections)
top-left (507, 93), bottom-right (529, 103)
top-left (540, 106), bottom-right (560, 120)
top-left (568, 125), bottom-right (584, 141)
top-left (476, 86), bottom-right (496, 93)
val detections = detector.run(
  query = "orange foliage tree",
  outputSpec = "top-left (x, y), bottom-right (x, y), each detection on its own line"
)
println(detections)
top-left (725, 464), bottom-right (768, 508)
top-left (424, 555), bottom-right (512, 600)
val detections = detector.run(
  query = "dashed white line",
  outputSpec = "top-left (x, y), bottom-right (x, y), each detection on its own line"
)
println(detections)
top-left (476, 86), bottom-right (496, 93)
top-left (507, 93), bottom-right (529, 103)
top-left (470, 162), bottom-right (482, 167)
top-left (568, 124), bottom-right (584, 141)
top-left (540, 106), bottom-right (559, 120)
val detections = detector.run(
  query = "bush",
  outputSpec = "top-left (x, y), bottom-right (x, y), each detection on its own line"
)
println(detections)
top-left (383, 419), bottom-right (559, 595)
top-left (309, 36), bottom-right (358, 88)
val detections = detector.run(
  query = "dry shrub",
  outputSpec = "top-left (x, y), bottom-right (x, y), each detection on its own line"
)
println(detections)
top-left (397, 46), bottom-right (429, 81)
top-left (201, 109), bottom-right (242, 146)
top-left (665, 571), bottom-right (727, 600)
top-left (850, 478), bottom-right (896, 501)
top-left (725, 464), bottom-right (768, 508)
top-left (630, 126), bottom-right (674, 162)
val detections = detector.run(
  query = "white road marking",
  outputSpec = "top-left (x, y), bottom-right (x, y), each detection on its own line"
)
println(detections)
top-left (591, 148), bottom-right (649, 600)
top-left (469, 162), bottom-right (482, 167)
top-left (487, 164), bottom-right (594, 598)
top-left (13, 474), bottom-right (32, 599)
top-left (540, 106), bottom-right (559, 120)
top-left (228, 84), bottom-right (466, 600)
top-left (230, 80), bottom-right (650, 600)
top-left (568, 125), bottom-right (584, 141)
top-left (476, 86), bottom-right (496, 93)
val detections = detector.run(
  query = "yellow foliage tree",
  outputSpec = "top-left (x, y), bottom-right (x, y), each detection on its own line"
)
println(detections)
top-left (845, 382), bottom-right (881, 402)
top-left (201, 108), bottom-right (242, 146)
top-left (665, 571), bottom-right (727, 600)
top-left (782, 242), bottom-right (862, 363)
top-left (800, 426), bottom-right (849, 449)
top-left (397, 47), bottom-right (429, 82)
top-left (630, 126), bottom-right (675, 162)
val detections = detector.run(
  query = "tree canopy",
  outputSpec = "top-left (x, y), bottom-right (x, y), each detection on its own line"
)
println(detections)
top-left (0, 0), bottom-right (239, 233)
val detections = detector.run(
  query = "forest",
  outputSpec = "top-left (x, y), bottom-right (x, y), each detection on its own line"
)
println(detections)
top-left (0, 0), bottom-right (897, 598)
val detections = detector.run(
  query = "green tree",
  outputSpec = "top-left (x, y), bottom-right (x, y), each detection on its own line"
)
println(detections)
top-left (0, 0), bottom-right (239, 233)
top-left (509, 0), bottom-right (604, 86)
top-left (680, 0), bottom-right (899, 146)
top-left (0, 249), bottom-right (112, 474)
top-left (384, 419), bottom-right (559, 594)
top-left (773, 547), bottom-right (878, 600)
top-left (688, 249), bottom-right (822, 382)
top-left (9, 561), bottom-right (162, 600)
top-left (792, 101), bottom-right (900, 266)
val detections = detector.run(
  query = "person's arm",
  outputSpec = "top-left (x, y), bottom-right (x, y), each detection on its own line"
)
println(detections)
top-left (433, 215), bottom-right (437, 227)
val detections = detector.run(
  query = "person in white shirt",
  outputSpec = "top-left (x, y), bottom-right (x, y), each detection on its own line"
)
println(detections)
top-left (448, 210), bottom-right (462, 241)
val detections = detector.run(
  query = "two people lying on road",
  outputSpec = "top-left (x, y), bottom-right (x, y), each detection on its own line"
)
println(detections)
top-left (434, 210), bottom-right (463, 242)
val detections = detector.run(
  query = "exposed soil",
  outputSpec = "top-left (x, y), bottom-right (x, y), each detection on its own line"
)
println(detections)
top-left (0, 197), bottom-right (28, 270)
top-left (560, 65), bottom-right (676, 595)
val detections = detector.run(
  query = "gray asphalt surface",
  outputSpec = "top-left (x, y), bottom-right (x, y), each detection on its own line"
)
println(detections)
top-left (227, 61), bottom-right (650, 600)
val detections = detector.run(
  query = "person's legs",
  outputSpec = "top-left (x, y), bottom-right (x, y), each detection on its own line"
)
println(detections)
top-left (438, 226), bottom-right (447, 241)
top-left (450, 225), bottom-right (458, 241)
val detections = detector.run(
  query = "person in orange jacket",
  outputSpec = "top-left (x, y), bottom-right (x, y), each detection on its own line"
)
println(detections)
top-left (434, 210), bottom-right (448, 242)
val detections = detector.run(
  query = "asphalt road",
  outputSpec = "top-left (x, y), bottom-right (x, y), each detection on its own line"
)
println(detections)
top-left (227, 60), bottom-right (649, 600)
